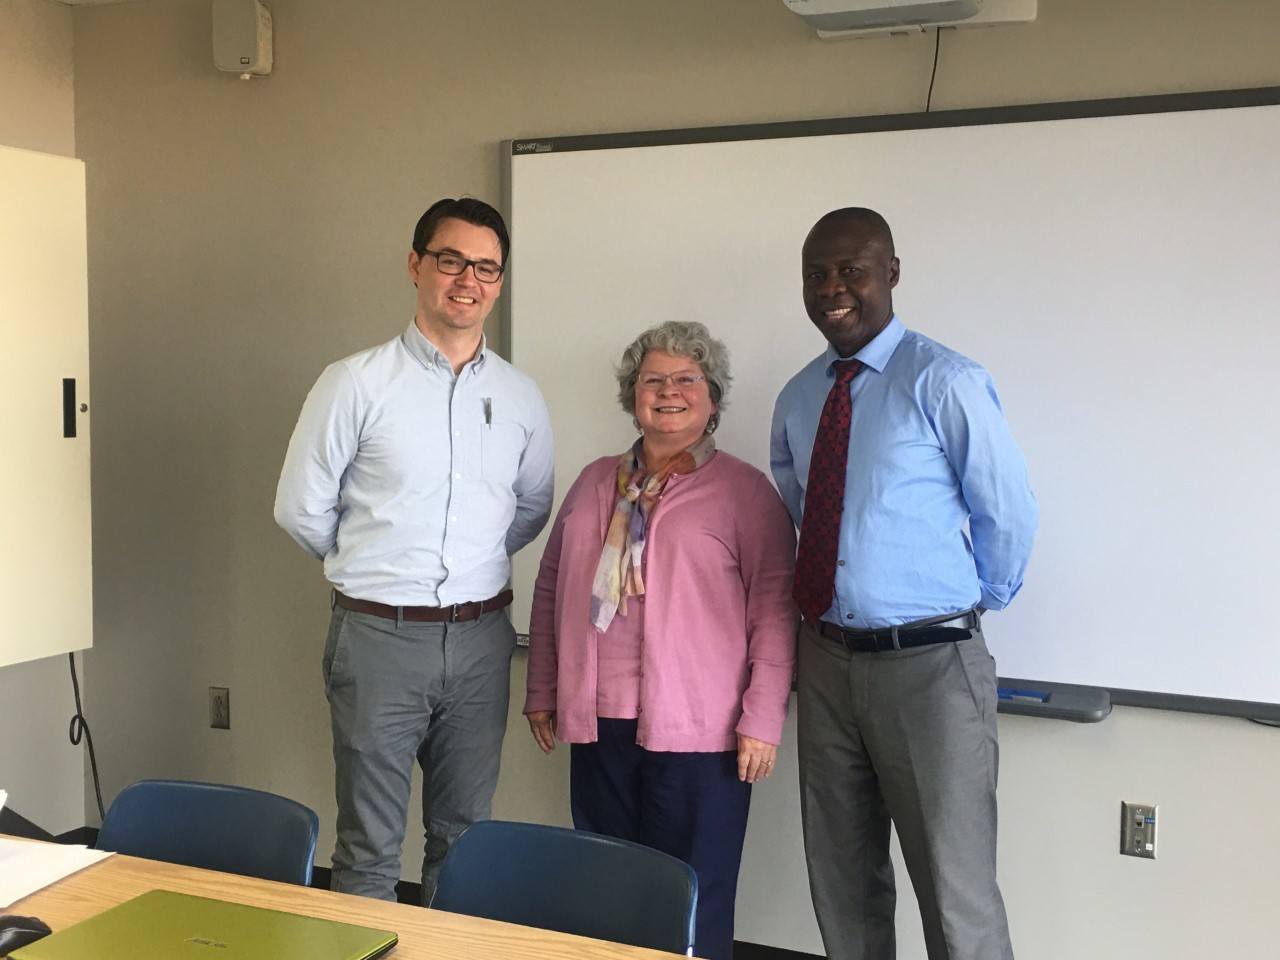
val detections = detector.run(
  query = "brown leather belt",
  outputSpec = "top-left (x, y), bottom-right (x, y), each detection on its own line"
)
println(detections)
top-left (334, 589), bottom-right (513, 623)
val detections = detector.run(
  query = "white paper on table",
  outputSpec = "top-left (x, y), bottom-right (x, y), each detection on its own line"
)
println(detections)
top-left (0, 837), bottom-right (113, 907)
top-left (0, 789), bottom-right (8, 813)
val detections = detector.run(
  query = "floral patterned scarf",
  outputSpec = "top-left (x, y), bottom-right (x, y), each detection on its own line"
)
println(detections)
top-left (589, 434), bottom-right (716, 631)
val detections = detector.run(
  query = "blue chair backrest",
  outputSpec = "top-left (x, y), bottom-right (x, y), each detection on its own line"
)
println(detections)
top-left (432, 820), bottom-right (698, 955)
top-left (96, 779), bottom-right (319, 886)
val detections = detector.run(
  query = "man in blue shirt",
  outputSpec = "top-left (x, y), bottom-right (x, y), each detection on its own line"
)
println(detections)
top-left (771, 208), bottom-right (1037, 960)
top-left (275, 198), bottom-right (554, 903)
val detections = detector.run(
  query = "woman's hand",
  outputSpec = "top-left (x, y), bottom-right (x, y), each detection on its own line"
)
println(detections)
top-left (736, 734), bottom-right (777, 783)
top-left (527, 711), bottom-right (557, 754)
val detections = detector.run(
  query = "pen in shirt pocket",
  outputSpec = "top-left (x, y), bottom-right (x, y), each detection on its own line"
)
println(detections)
top-left (483, 397), bottom-right (492, 429)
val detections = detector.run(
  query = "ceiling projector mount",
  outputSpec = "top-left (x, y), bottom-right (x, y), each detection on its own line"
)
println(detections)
top-left (781, 0), bottom-right (1037, 40)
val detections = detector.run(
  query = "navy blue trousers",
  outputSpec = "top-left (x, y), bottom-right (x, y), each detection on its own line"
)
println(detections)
top-left (570, 718), bottom-right (752, 960)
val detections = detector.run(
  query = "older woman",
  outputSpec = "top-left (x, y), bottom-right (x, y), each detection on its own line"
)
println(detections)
top-left (524, 321), bottom-right (796, 960)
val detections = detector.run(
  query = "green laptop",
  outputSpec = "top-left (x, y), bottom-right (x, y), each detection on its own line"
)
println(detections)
top-left (13, 889), bottom-right (397, 960)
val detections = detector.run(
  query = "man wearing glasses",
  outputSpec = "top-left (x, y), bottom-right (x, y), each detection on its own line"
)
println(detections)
top-left (275, 197), bottom-right (554, 904)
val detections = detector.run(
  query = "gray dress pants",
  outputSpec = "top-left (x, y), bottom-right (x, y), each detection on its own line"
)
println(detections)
top-left (797, 620), bottom-right (1014, 960)
top-left (323, 604), bottom-right (516, 904)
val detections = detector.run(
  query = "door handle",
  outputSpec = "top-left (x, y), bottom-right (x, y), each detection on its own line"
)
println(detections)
top-left (63, 377), bottom-right (77, 438)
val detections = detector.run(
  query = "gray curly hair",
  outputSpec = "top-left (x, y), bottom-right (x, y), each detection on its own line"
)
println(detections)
top-left (615, 321), bottom-right (732, 434)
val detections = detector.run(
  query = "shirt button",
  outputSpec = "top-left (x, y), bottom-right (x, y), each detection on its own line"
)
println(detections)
top-left (454, 430), bottom-right (460, 437)
top-left (837, 559), bottom-right (846, 566)
top-left (846, 613), bottom-right (855, 621)
top-left (449, 515), bottom-right (457, 522)
top-left (454, 472), bottom-right (462, 479)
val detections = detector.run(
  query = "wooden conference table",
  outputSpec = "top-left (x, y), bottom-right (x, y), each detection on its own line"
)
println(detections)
top-left (8, 840), bottom-right (682, 960)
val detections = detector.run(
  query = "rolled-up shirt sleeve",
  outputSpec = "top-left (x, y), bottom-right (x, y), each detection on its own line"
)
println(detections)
top-left (273, 362), bottom-right (361, 561)
top-left (935, 367), bottom-right (1039, 611)
top-left (734, 474), bottom-right (799, 746)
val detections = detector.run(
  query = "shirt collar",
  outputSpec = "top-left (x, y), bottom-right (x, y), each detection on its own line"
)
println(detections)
top-left (401, 320), bottom-right (488, 373)
top-left (822, 314), bottom-right (905, 375)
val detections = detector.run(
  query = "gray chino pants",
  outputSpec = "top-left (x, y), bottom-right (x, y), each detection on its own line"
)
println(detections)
top-left (323, 604), bottom-right (516, 904)
top-left (798, 620), bottom-right (1014, 960)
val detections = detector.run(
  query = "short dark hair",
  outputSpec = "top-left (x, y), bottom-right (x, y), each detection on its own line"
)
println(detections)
top-left (412, 197), bottom-right (510, 264)
top-left (810, 207), bottom-right (895, 256)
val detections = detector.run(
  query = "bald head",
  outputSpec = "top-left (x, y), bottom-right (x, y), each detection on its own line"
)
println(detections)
top-left (800, 206), bottom-right (900, 357)
top-left (805, 207), bottom-right (895, 257)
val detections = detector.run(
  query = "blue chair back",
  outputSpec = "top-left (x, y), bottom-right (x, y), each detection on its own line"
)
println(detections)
top-left (432, 820), bottom-right (698, 955)
top-left (96, 779), bottom-right (319, 886)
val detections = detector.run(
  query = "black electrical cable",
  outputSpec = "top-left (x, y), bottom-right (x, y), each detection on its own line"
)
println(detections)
top-left (925, 28), bottom-right (943, 112)
top-left (1249, 717), bottom-right (1280, 728)
top-left (68, 652), bottom-right (105, 820)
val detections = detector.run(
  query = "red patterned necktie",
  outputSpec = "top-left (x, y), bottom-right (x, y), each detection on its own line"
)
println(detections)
top-left (794, 358), bottom-right (863, 623)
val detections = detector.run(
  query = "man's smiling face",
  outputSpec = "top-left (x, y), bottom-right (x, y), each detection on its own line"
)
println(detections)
top-left (801, 216), bottom-right (899, 357)
top-left (408, 217), bottom-right (504, 338)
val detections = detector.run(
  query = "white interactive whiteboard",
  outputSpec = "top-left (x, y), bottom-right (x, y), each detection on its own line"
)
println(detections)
top-left (505, 89), bottom-right (1280, 718)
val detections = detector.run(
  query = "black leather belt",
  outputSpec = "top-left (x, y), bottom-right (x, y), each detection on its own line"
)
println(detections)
top-left (334, 589), bottom-right (513, 623)
top-left (806, 609), bottom-right (980, 653)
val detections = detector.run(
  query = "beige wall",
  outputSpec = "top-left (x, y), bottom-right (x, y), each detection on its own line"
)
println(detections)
top-left (0, 0), bottom-right (75, 157)
top-left (0, 0), bottom-right (83, 836)
top-left (67, 1), bottom-right (1280, 956)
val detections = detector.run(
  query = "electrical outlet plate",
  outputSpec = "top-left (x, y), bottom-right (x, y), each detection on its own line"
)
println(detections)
top-left (210, 686), bottom-right (230, 730)
top-left (1120, 801), bottom-right (1157, 859)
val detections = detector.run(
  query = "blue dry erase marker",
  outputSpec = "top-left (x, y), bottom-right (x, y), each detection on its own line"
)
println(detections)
top-left (997, 688), bottom-right (1050, 703)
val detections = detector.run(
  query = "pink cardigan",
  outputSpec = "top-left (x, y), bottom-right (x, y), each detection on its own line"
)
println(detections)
top-left (524, 450), bottom-right (798, 752)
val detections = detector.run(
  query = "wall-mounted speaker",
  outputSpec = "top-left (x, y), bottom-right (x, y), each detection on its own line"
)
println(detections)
top-left (213, 0), bottom-right (273, 78)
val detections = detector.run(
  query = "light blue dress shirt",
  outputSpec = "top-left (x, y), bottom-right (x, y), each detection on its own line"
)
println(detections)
top-left (771, 316), bottom-right (1037, 628)
top-left (275, 322), bottom-right (554, 606)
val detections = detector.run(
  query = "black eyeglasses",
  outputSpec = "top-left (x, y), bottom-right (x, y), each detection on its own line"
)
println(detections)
top-left (421, 249), bottom-right (504, 283)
